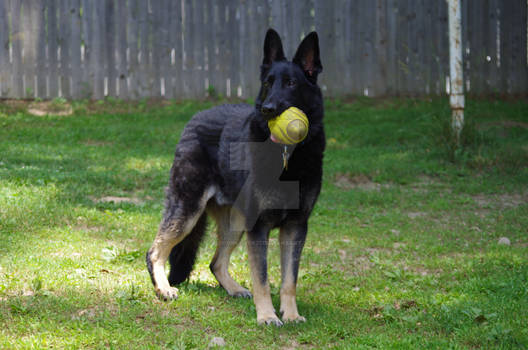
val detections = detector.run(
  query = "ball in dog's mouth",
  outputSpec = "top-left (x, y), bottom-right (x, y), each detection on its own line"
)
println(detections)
top-left (268, 107), bottom-right (309, 145)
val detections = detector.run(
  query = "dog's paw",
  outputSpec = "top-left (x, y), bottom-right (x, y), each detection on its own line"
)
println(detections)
top-left (156, 286), bottom-right (179, 301)
top-left (258, 315), bottom-right (283, 327)
top-left (282, 313), bottom-right (306, 323)
top-left (228, 288), bottom-right (252, 298)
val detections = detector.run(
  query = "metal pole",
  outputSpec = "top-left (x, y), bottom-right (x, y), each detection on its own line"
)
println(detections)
top-left (448, 0), bottom-right (464, 145)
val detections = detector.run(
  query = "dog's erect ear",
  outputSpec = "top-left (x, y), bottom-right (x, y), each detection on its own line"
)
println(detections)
top-left (262, 28), bottom-right (286, 66)
top-left (293, 32), bottom-right (323, 83)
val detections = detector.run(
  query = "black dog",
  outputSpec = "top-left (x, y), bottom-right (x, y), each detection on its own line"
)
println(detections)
top-left (146, 29), bottom-right (324, 326)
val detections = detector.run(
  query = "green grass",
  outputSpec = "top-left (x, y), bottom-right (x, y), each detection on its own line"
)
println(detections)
top-left (0, 97), bottom-right (527, 349)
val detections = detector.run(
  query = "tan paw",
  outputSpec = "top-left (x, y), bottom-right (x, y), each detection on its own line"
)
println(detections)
top-left (156, 286), bottom-right (179, 301)
top-left (282, 313), bottom-right (306, 323)
top-left (257, 315), bottom-right (283, 327)
top-left (227, 288), bottom-right (252, 298)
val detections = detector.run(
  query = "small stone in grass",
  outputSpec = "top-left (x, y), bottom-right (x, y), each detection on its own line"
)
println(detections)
top-left (209, 337), bottom-right (226, 347)
top-left (498, 237), bottom-right (511, 246)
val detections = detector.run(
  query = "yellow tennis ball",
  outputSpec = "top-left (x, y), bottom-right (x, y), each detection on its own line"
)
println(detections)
top-left (268, 107), bottom-right (309, 145)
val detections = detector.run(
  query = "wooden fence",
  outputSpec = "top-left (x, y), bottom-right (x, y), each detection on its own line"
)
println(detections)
top-left (0, 0), bottom-right (527, 100)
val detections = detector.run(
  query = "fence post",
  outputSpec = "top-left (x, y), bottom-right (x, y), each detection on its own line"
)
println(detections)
top-left (448, 0), bottom-right (464, 145)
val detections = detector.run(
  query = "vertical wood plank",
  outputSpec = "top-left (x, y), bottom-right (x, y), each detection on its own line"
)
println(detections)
top-left (282, 1), bottom-right (294, 58)
top-left (341, 0), bottom-right (354, 95)
top-left (461, 0), bottom-right (470, 94)
top-left (0, 0), bottom-right (9, 97)
top-left (183, 0), bottom-right (193, 97)
top-left (246, 0), bottom-right (257, 97)
top-left (332, 0), bottom-right (346, 95)
top-left (126, 0), bottom-right (138, 99)
top-left (350, 0), bottom-right (362, 95)
top-left (466, 0), bottom-right (476, 94)
top-left (48, 0), bottom-right (60, 98)
top-left (227, 0), bottom-right (239, 97)
top-left (364, 0), bottom-right (376, 96)
top-left (301, 0), bottom-right (314, 37)
top-left (169, 0), bottom-right (183, 99)
top-left (117, 0), bottom-right (128, 99)
top-left (291, 0), bottom-right (303, 54)
top-left (397, 0), bottom-right (410, 94)
top-left (160, 0), bottom-right (172, 99)
top-left (10, 0), bottom-right (23, 98)
top-left (36, 2), bottom-right (47, 98)
top-left (206, 0), bottom-right (217, 97)
top-left (427, 0), bottom-right (440, 94)
top-left (500, 0), bottom-right (512, 93)
top-left (59, 0), bottom-right (71, 98)
top-left (271, 0), bottom-right (285, 40)
top-left (484, 0), bottom-right (498, 93)
top-left (158, 0), bottom-right (168, 99)
top-left (252, 0), bottom-right (271, 89)
top-left (149, 0), bottom-right (162, 98)
top-left (70, 0), bottom-right (82, 99)
top-left (386, 0), bottom-right (398, 95)
top-left (511, 0), bottom-right (527, 93)
top-left (406, 0), bottom-right (419, 95)
top-left (414, 0), bottom-right (426, 95)
top-left (517, 0), bottom-right (527, 92)
top-left (193, 0), bottom-right (205, 97)
top-left (105, 0), bottom-right (116, 97)
top-left (438, 0), bottom-right (449, 94)
top-left (21, 0), bottom-right (36, 98)
top-left (151, 0), bottom-right (162, 98)
top-left (92, 0), bottom-right (106, 99)
top-left (215, 0), bottom-right (227, 97)
top-left (238, 0), bottom-right (248, 98)
top-left (137, 0), bottom-right (148, 98)
top-left (81, 0), bottom-right (93, 99)
top-left (374, 0), bottom-right (388, 96)
top-left (314, 0), bottom-right (334, 96)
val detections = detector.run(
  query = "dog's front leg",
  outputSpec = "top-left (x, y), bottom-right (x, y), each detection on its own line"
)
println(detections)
top-left (279, 221), bottom-right (307, 323)
top-left (246, 227), bottom-right (283, 326)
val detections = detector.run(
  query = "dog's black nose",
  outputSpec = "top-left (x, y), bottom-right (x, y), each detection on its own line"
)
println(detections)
top-left (261, 104), bottom-right (277, 117)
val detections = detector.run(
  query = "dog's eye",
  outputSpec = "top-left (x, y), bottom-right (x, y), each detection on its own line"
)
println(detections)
top-left (287, 79), bottom-right (296, 87)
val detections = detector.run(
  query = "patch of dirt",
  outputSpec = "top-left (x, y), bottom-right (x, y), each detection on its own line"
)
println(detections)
top-left (406, 175), bottom-right (447, 194)
top-left (478, 120), bottom-right (528, 130)
top-left (334, 173), bottom-right (389, 191)
top-left (407, 212), bottom-right (427, 219)
top-left (91, 196), bottom-right (144, 205)
top-left (472, 193), bottom-right (527, 210)
top-left (27, 101), bottom-right (73, 116)
top-left (0, 99), bottom-right (29, 113)
top-left (351, 255), bottom-right (374, 274)
top-left (82, 139), bottom-right (113, 147)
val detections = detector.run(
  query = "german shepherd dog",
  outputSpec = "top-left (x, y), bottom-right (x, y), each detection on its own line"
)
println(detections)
top-left (146, 29), bottom-right (324, 326)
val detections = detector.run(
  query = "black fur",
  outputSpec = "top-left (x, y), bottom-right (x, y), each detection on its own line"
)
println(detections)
top-left (168, 214), bottom-right (207, 285)
top-left (147, 29), bottom-right (325, 323)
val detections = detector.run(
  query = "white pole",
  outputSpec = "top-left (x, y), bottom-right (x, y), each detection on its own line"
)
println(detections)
top-left (448, 0), bottom-right (464, 145)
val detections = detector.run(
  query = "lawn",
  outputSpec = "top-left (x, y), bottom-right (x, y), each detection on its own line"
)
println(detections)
top-left (0, 97), bottom-right (527, 349)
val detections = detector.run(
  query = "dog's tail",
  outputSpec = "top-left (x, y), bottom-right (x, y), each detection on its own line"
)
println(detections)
top-left (167, 213), bottom-right (207, 285)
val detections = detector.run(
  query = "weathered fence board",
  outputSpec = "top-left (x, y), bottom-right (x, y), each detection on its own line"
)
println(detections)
top-left (0, 0), bottom-right (527, 100)
top-left (0, 0), bottom-right (8, 97)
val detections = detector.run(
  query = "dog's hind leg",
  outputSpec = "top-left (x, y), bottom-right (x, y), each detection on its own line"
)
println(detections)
top-left (208, 206), bottom-right (251, 298)
top-left (146, 186), bottom-right (215, 300)
top-left (279, 220), bottom-right (308, 323)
